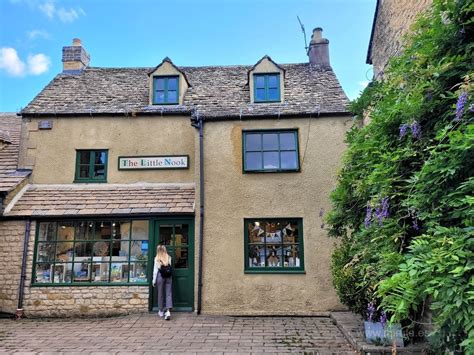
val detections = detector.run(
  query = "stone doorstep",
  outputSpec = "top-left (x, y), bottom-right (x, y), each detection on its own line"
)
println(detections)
top-left (330, 311), bottom-right (429, 354)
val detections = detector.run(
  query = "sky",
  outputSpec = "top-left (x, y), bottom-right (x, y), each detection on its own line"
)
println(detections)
top-left (0, 0), bottom-right (375, 113)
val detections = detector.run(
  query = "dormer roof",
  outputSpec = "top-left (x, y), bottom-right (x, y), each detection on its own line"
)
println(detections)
top-left (148, 57), bottom-right (191, 87)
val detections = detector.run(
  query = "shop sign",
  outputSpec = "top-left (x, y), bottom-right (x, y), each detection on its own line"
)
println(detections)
top-left (118, 155), bottom-right (189, 170)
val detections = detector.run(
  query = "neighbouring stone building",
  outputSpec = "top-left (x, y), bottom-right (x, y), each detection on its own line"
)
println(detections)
top-left (367, 0), bottom-right (433, 78)
top-left (0, 28), bottom-right (350, 317)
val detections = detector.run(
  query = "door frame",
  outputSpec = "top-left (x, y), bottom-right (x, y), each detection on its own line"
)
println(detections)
top-left (148, 217), bottom-right (195, 312)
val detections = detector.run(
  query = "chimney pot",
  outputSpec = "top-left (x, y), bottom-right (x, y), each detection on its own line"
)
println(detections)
top-left (308, 27), bottom-right (331, 68)
top-left (62, 38), bottom-right (90, 73)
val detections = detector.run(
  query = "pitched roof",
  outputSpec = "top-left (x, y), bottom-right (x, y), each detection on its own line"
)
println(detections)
top-left (4, 183), bottom-right (195, 217)
top-left (0, 113), bottom-right (30, 193)
top-left (21, 63), bottom-right (349, 119)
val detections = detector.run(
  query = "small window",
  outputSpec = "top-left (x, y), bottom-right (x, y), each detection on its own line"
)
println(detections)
top-left (243, 130), bottom-right (299, 172)
top-left (75, 150), bottom-right (108, 182)
top-left (153, 76), bottom-right (179, 104)
top-left (245, 218), bottom-right (304, 273)
top-left (253, 73), bottom-right (280, 102)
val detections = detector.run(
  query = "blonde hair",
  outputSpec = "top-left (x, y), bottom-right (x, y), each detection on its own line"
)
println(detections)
top-left (155, 245), bottom-right (170, 266)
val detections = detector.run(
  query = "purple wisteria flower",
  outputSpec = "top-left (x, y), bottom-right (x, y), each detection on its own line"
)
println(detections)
top-left (367, 302), bottom-right (376, 322)
top-left (399, 124), bottom-right (410, 139)
top-left (375, 197), bottom-right (390, 226)
top-left (412, 218), bottom-right (419, 231)
top-left (455, 91), bottom-right (468, 121)
top-left (411, 121), bottom-right (422, 139)
top-left (380, 311), bottom-right (388, 328)
top-left (365, 204), bottom-right (372, 228)
top-left (469, 104), bottom-right (474, 113)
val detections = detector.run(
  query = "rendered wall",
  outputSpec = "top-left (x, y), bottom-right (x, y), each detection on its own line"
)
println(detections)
top-left (201, 116), bottom-right (350, 315)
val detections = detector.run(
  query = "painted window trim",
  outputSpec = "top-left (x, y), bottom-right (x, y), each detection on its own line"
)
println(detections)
top-left (152, 75), bottom-right (180, 105)
top-left (31, 219), bottom-right (151, 286)
top-left (253, 73), bottom-right (281, 103)
top-left (242, 129), bottom-right (300, 173)
top-left (74, 149), bottom-right (108, 183)
top-left (244, 218), bottom-right (305, 274)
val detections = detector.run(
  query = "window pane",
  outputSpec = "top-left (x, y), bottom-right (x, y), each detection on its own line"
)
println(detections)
top-left (268, 75), bottom-right (279, 88)
top-left (155, 78), bottom-right (165, 90)
top-left (74, 221), bottom-right (90, 240)
top-left (35, 263), bottom-right (52, 283)
top-left (95, 151), bottom-right (106, 164)
top-left (268, 88), bottom-right (279, 101)
top-left (280, 133), bottom-right (296, 150)
top-left (175, 224), bottom-right (189, 246)
top-left (245, 134), bottom-right (261, 151)
top-left (167, 77), bottom-right (178, 90)
top-left (52, 263), bottom-right (72, 283)
top-left (255, 76), bottom-right (265, 88)
top-left (283, 245), bottom-right (301, 268)
top-left (281, 151), bottom-right (298, 170)
top-left (57, 223), bottom-right (74, 242)
top-left (74, 242), bottom-right (92, 257)
top-left (174, 247), bottom-right (188, 269)
top-left (129, 262), bottom-right (147, 283)
top-left (37, 242), bottom-right (55, 262)
top-left (155, 91), bottom-right (165, 103)
top-left (245, 152), bottom-right (262, 170)
top-left (132, 220), bottom-right (148, 240)
top-left (262, 134), bottom-right (278, 150)
top-left (79, 151), bottom-right (90, 164)
top-left (93, 165), bottom-right (105, 178)
top-left (91, 263), bottom-right (109, 282)
top-left (38, 222), bottom-right (56, 241)
top-left (130, 240), bottom-right (148, 261)
top-left (167, 90), bottom-right (177, 103)
top-left (159, 225), bottom-right (173, 246)
top-left (255, 88), bottom-right (265, 101)
top-left (249, 245), bottom-right (265, 268)
top-left (248, 221), bottom-right (265, 243)
top-left (55, 243), bottom-right (73, 262)
top-left (98, 222), bottom-right (112, 239)
top-left (283, 222), bottom-right (299, 244)
top-left (79, 165), bottom-right (90, 178)
top-left (111, 263), bottom-right (128, 282)
top-left (263, 152), bottom-right (279, 169)
top-left (73, 262), bottom-right (91, 282)
top-left (93, 241), bottom-right (110, 257)
top-left (266, 245), bottom-right (282, 267)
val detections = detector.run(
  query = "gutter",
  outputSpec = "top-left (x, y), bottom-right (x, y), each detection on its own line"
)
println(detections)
top-left (16, 218), bottom-right (31, 319)
top-left (191, 113), bottom-right (205, 315)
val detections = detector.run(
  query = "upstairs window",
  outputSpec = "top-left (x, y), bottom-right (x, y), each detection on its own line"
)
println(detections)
top-left (75, 150), bottom-right (108, 183)
top-left (254, 73), bottom-right (280, 102)
top-left (153, 76), bottom-right (179, 104)
top-left (243, 130), bottom-right (299, 172)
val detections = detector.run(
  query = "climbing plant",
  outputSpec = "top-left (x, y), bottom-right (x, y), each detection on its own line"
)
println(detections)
top-left (327, 0), bottom-right (473, 352)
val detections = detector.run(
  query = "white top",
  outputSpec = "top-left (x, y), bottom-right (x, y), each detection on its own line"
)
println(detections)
top-left (152, 256), bottom-right (172, 284)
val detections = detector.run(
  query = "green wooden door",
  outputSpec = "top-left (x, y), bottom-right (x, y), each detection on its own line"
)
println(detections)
top-left (151, 219), bottom-right (194, 311)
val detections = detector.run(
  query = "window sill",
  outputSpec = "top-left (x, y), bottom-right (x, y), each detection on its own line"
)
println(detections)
top-left (244, 269), bottom-right (306, 275)
top-left (73, 180), bottom-right (108, 183)
top-left (151, 102), bottom-right (180, 106)
top-left (253, 100), bottom-right (282, 104)
top-left (31, 282), bottom-right (148, 287)
top-left (243, 169), bottom-right (301, 174)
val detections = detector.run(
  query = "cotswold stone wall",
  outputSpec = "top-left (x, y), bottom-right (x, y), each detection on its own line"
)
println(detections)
top-left (370, 0), bottom-right (433, 77)
top-left (0, 220), bottom-right (27, 314)
top-left (23, 286), bottom-right (149, 317)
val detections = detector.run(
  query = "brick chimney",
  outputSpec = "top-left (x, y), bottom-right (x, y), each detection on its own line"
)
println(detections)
top-left (307, 28), bottom-right (330, 68)
top-left (62, 38), bottom-right (90, 73)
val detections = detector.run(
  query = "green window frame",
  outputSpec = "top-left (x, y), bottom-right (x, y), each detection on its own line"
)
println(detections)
top-left (32, 220), bottom-right (151, 286)
top-left (243, 129), bottom-right (300, 173)
top-left (153, 76), bottom-right (179, 104)
top-left (244, 218), bottom-right (304, 274)
top-left (74, 150), bottom-right (108, 183)
top-left (253, 73), bottom-right (281, 102)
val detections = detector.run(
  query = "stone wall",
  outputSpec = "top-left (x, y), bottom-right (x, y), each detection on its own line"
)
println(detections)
top-left (369, 0), bottom-right (433, 77)
top-left (0, 220), bottom-right (26, 314)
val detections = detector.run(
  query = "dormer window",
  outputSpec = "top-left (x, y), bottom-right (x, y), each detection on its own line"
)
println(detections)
top-left (153, 76), bottom-right (179, 104)
top-left (254, 74), bottom-right (280, 102)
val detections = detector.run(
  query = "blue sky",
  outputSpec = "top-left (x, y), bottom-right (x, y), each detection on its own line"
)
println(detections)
top-left (0, 0), bottom-right (375, 112)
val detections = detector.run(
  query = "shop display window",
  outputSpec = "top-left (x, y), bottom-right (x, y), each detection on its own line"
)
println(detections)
top-left (33, 220), bottom-right (149, 285)
top-left (245, 218), bottom-right (303, 272)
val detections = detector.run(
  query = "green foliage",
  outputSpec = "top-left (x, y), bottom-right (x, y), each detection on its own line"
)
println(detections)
top-left (327, 0), bottom-right (474, 352)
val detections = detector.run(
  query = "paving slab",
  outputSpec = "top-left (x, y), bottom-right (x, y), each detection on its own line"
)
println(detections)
top-left (0, 313), bottom-right (354, 354)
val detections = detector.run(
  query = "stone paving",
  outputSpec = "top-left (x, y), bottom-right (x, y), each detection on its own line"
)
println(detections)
top-left (0, 313), bottom-right (355, 354)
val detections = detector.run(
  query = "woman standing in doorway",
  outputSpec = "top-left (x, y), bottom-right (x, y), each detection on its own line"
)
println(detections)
top-left (152, 245), bottom-right (173, 320)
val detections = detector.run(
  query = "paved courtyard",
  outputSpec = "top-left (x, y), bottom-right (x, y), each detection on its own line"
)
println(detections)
top-left (0, 313), bottom-right (354, 354)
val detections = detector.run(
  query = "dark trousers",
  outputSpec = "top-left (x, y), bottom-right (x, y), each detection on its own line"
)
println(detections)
top-left (156, 273), bottom-right (173, 311)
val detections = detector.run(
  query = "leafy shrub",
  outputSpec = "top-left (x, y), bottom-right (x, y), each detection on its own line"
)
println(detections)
top-left (327, 0), bottom-right (473, 352)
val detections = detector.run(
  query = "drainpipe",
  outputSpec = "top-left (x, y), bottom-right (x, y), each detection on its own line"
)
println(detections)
top-left (191, 113), bottom-right (204, 315)
top-left (16, 218), bottom-right (31, 319)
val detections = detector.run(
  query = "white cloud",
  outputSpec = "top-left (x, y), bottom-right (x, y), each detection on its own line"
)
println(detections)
top-left (0, 47), bottom-right (51, 77)
top-left (39, 0), bottom-right (55, 18)
top-left (37, 1), bottom-right (85, 23)
top-left (0, 48), bottom-right (26, 77)
top-left (27, 29), bottom-right (51, 40)
top-left (27, 53), bottom-right (51, 75)
top-left (57, 7), bottom-right (78, 22)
